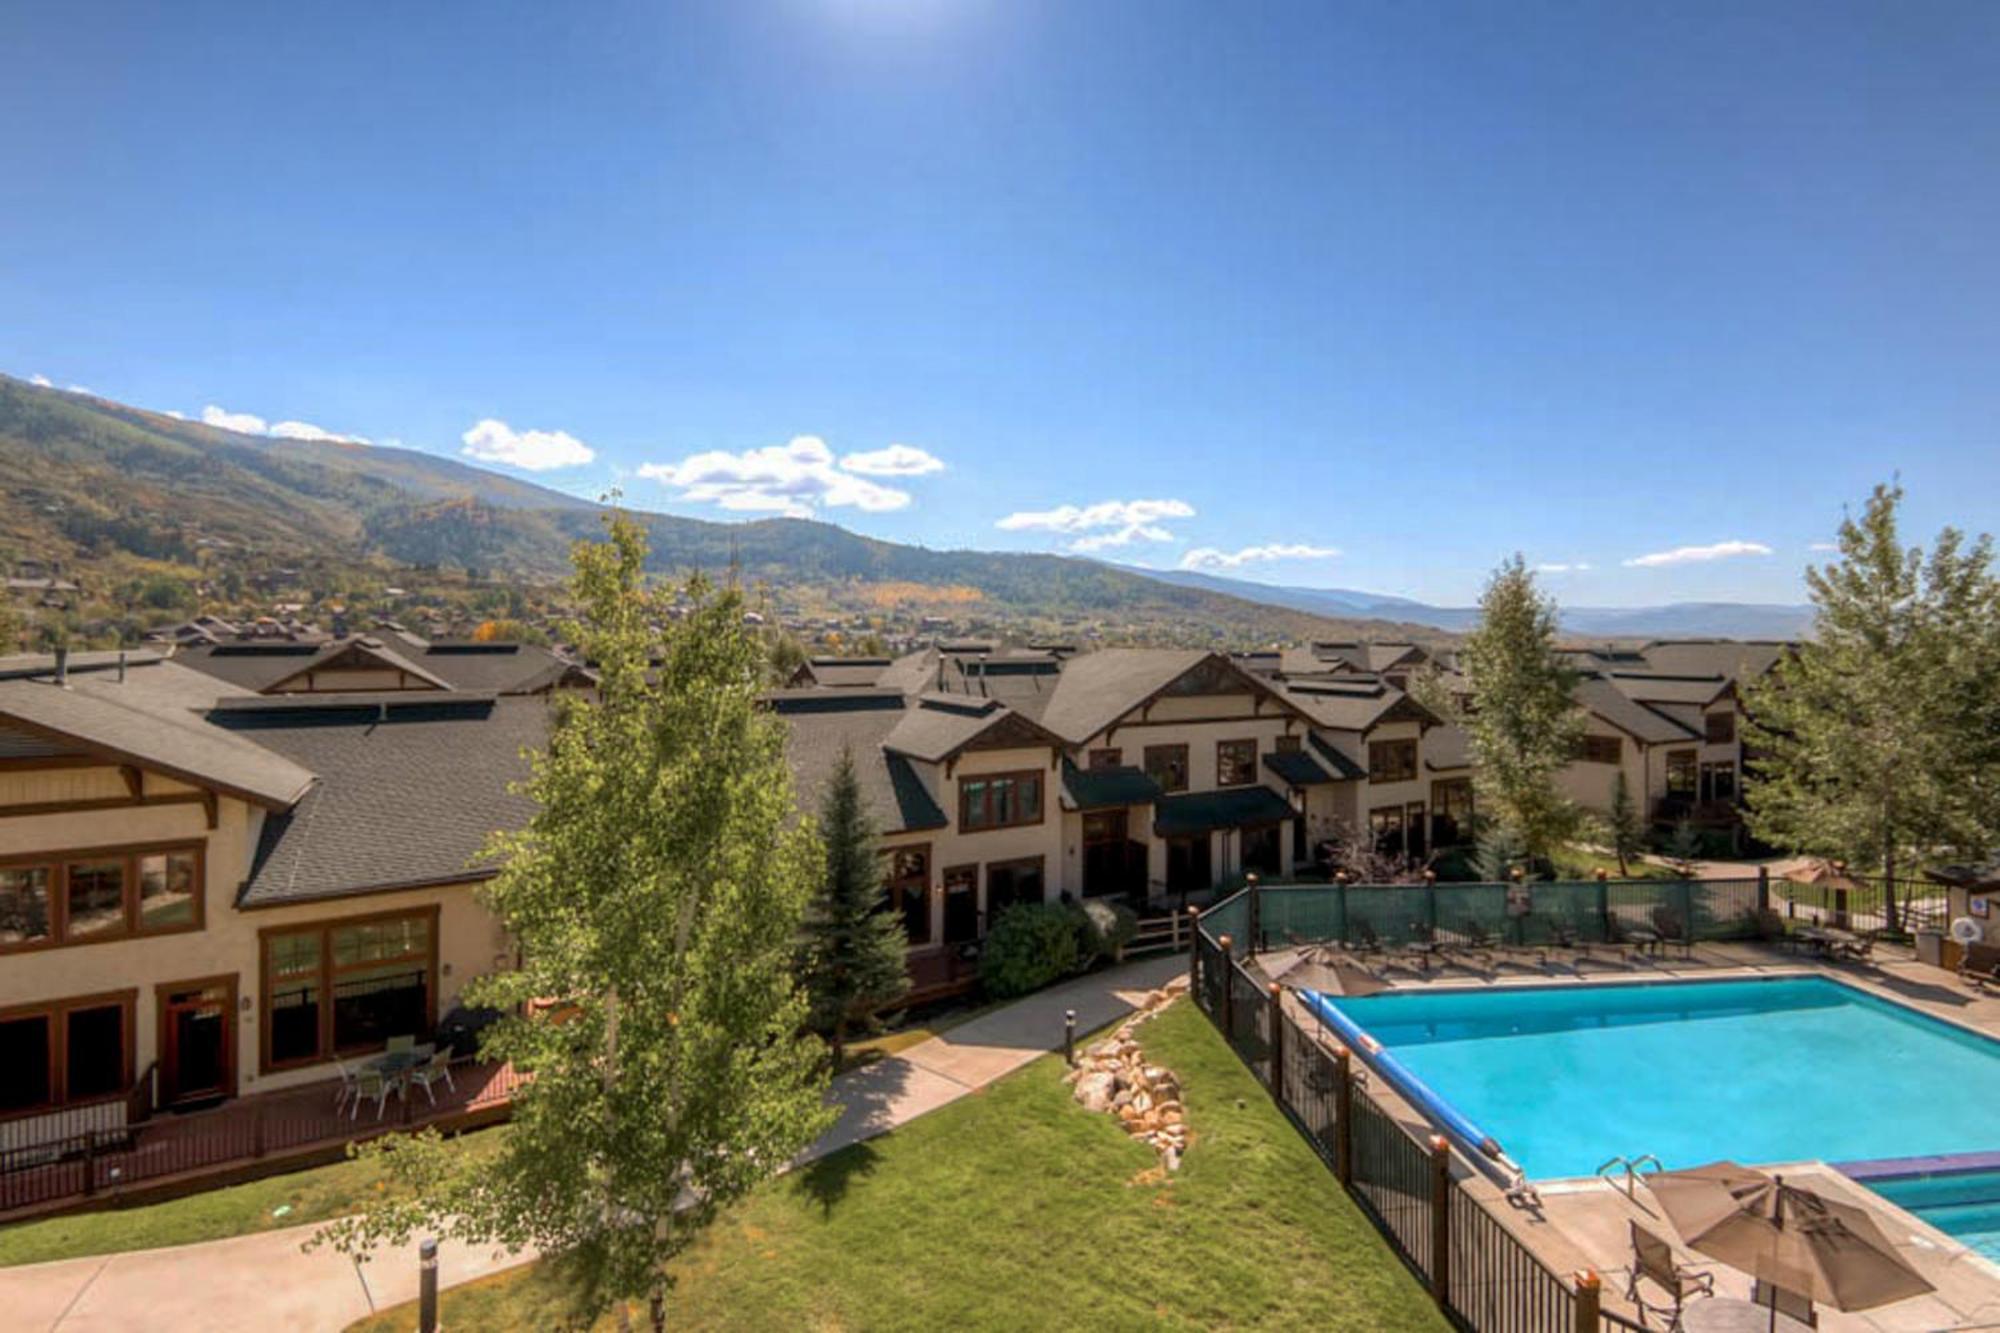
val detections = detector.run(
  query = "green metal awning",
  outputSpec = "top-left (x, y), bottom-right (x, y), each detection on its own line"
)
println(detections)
top-left (1060, 758), bottom-right (1165, 811)
top-left (1153, 786), bottom-right (1296, 838)
top-left (1262, 749), bottom-right (1336, 787)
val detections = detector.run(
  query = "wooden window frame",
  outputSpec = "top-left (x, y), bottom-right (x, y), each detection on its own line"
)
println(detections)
top-left (982, 855), bottom-right (1048, 926)
top-left (1368, 739), bottom-right (1418, 784)
top-left (880, 843), bottom-right (933, 947)
top-left (155, 973), bottom-right (240, 1105)
top-left (1704, 712), bottom-right (1736, 745)
top-left (257, 905), bottom-right (441, 1075)
top-left (1578, 735), bottom-right (1623, 765)
top-left (1274, 734), bottom-right (1302, 754)
top-left (957, 770), bottom-right (1046, 833)
top-left (0, 839), bottom-right (206, 956)
top-left (1143, 744), bottom-right (1190, 795)
top-left (1086, 748), bottom-right (1122, 771)
top-left (0, 988), bottom-right (138, 1119)
top-left (1665, 749), bottom-right (1699, 798)
top-left (1215, 739), bottom-right (1258, 788)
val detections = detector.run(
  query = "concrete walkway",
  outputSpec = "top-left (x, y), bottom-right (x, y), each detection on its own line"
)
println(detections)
top-left (1, 952), bottom-right (1187, 1332)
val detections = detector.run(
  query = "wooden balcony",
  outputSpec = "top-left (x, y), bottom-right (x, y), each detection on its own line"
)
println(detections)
top-left (0, 1059), bottom-right (523, 1221)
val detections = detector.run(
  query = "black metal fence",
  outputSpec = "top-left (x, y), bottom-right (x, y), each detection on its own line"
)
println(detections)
top-left (1191, 902), bottom-right (1604, 1333)
top-left (1772, 874), bottom-right (1950, 937)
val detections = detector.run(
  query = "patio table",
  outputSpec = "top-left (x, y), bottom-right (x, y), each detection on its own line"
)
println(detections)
top-left (365, 1047), bottom-right (432, 1089)
top-left (1677, 1295), bottom-right (1813, 1333)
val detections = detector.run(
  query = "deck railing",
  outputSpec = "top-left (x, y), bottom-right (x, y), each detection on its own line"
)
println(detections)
top-left (1192, 895), bottom-right (1609, 1333)
top-left (0, 1060), bottom-right (524, 1218)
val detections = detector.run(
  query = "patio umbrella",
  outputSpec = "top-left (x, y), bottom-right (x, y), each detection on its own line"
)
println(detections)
top-left (1780, 858), bottom-right (1862, 891)
top-left (1646, 1164), bottom-right (1933, 1326)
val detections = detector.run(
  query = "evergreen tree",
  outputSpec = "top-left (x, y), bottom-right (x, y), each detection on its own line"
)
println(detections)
top-left (315, 513), bottom-right (834, 1331)
top-left (801, 747), bottom-right (910, 1066)
top-left (1606, 771), bottom-right (1645, 876)
top-left (1743, 483), bottom-right (2000, 930)
top-left (1418, 556), bottom-right (1585, 864)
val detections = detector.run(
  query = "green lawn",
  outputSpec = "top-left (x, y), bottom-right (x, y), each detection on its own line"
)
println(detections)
top-left (351, 999), bottom-right (1446, 1331)
top-left (0, 1131), bottom-right (507, 1269)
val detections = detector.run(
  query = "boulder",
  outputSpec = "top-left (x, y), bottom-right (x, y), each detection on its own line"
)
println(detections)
top-left (1076, 1072), bottom-right (1116, 1113)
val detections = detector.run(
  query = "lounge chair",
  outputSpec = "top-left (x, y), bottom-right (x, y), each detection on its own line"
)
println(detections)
top-left (1404, 921), bottom-right (1444, 973)
top-left (1345, 917), bottom-right (1384, 957)
top-left (1959, 943), bottom-right (2000, 993)
top-left (1650, 906), bottom-right (1694, 960)
top-left (1608, 913), bottom-right (1659, 960)
top-left (1624, 1220), bottom-right (1714, 1326)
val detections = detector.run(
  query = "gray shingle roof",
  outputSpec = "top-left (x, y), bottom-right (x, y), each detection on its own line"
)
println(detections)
top-left (769, 692), bottom-right (950, 835)
top-left (1307, 732), bottom-right (1367, 780)
top-left (1573, 677), bottom-right (1699, 744)
top-left (1276, 678), bottom-right (1432, 734)
top-left (214, 695), bottom-right (548, 907)
top-left (175, 637), bottom-right (576, 696)
top-left (1030, 649), bottom-right (1211, 744)
top-left (0, 658), bottom-right (315, 807)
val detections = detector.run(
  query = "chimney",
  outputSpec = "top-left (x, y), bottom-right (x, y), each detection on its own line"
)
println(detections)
top-left (53, 644), bottom-right (69, 685)
top-left (117, 650), bottom-right (128, 684)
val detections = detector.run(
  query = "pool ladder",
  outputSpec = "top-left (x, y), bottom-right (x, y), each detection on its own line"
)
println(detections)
top-left (1597, 1153), bottom-right (1664, 1199)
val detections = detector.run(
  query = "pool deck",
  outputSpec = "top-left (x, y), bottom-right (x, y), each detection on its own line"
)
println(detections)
top-left (1260, 940), bottom-right (2000, 1330)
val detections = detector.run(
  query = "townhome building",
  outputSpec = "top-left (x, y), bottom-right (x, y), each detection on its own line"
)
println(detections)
top-left (0, 648), bottom-right (541, 1155)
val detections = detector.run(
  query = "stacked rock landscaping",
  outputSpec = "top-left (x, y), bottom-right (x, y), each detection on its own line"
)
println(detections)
top-left (1062, 979), bottom-right (1192, 1171)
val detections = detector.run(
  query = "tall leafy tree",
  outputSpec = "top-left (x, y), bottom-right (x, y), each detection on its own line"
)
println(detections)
top-left (801, 748), bottom-right (910, 1066)
top-left (1418, 556), bottom-right (1585, 864)
top-left (1743, 484), bottom-right (2000, 928)
top-left (315, 513), bottom-right (834, 1331)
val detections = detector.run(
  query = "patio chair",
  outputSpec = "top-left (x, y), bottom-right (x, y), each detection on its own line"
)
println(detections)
top-left (1650, 906), bottom-right (1694, 960)
top-left (1624, 1220), bottom-right (1714, 1327)
top-left (1830, 929), bottom-right (1877, 963)
top-left (1607, 913), bottom-right (1659, 961)
top-left (332, 1056), bottom-right (359, 1113)
top-left (1958, 943), bottom-right (2000, 993)
top-left (1403, 921), bottom-right (1444, 973)
top-left (1344, 917), bottom-right (1384, 956)
top-left (351, 1067), bottom-right (397, 1121)
top-left (408, 1050), bottom-right (457, 1105)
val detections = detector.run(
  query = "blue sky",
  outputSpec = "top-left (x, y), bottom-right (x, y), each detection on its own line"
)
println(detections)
top-left (5, 1), bottom-right (1997, 607)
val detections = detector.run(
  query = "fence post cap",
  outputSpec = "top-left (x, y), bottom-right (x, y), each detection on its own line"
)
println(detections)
top-left (1429, 1133), bottom-right (1449, 1151)
top-left (1594, 868), bottom-right (1608, 881)
top-left (1246, 872), bottom-right (1259, 886)
top-left (1267, 982), bottom-right (1282, 998)
top-left (1511, 865), bottom-right (1525, 881)
top-left (1423, 868), bottom-right (1437, 884)
top-left (1217, 933), bottom-right (1233, 948)
top-left (1574, 1269), bottom-right (1601, 1291)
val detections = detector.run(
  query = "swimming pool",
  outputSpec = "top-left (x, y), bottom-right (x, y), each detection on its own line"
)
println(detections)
top-left (1866, 1170), bottom-right (2000, 1264)
top-left (1309, 977), bottom-right (2000, 1180)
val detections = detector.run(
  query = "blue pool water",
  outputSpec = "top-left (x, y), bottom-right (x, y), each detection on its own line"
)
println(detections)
top-left (1867, 1171), bottom-right (2000, 1263)
top-left (1320, 977), bottom-right (2000, 1180)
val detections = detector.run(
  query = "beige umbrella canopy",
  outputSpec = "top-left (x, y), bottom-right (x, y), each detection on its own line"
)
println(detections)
top-left (1646, 1163), bottom-right (1933, 1317)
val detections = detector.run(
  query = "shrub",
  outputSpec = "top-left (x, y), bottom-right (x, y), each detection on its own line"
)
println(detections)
top-left (979, 903), bottom-right (1081, 999)
top-left (1073, 899), bottom-right (1138, 964)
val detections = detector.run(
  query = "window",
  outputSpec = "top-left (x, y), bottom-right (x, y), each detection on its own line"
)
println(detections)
top-left (1432, 778), bottom-right (1475, 847)
top-left (262, 909), bottom-right (436, 1071)
top-left (1666, 750), bottom-right (1699, 799)
top-left (985, 857), bottom-right (1046, 924)
top-left (1143, 744), bottom-right (1190, 794)
top-left (1087, 748), bottom-right (1122, 770)
top-left (1578, 735), bottom-right (1623, 765)
top-left (1216, 739), bottom-right (1257, 787)
top-left (1701, 762), bottom-right (1738, 805)
top-left (1368, 739), bottom-right (1417, 784)
top-left (0, 992), bottom-right (135, 1113)
top-left (1369, 806), bottom-right (1406, 858)
top-left (883, 846), bottom-right (931, 945)
top-left (959, 771), bottom-right (1044, 832)
top-left (0, 867), bottom-right (51, 948)
top-left (0, 844), bottom-right (204, 953)
top-left (1274, 734), bottom-right (1302, 753)
top-left (1705, 712), bottom-right (1736, 744)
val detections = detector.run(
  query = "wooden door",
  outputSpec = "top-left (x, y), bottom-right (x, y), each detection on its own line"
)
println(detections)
top-left (158, 975), bottom-right (236, 1106)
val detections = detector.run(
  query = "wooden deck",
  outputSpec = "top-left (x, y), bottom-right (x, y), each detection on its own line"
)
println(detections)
top-left (0, 1060), bottom-right (523, 1222)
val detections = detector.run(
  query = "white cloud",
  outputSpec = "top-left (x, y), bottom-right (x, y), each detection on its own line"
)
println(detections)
top-left (1622, 540), bottom-right (1774, 569)
top-left (270, 419), bottom-right (367, 444)
top-left (1534, 561), bottom-right (1594, 574)
top-left (29, 374), bottom-right (52, 388)
top-left (638, 435), bottom-right (912, 517)
top-left (1179, 543), bottom-right (1340, 571)
top-left (202, 405), bottom-right (269, 434)
top-left (460, 418), bottom-right (595, 471)
top-left (996, 498), bottom-right (1195, 552)
top-left (838, 443), bottom-right (945, 477)
top-left (1809, 541), bottom-right (1838, 552)
top-left (203, 402), bottom-right (369, 445)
